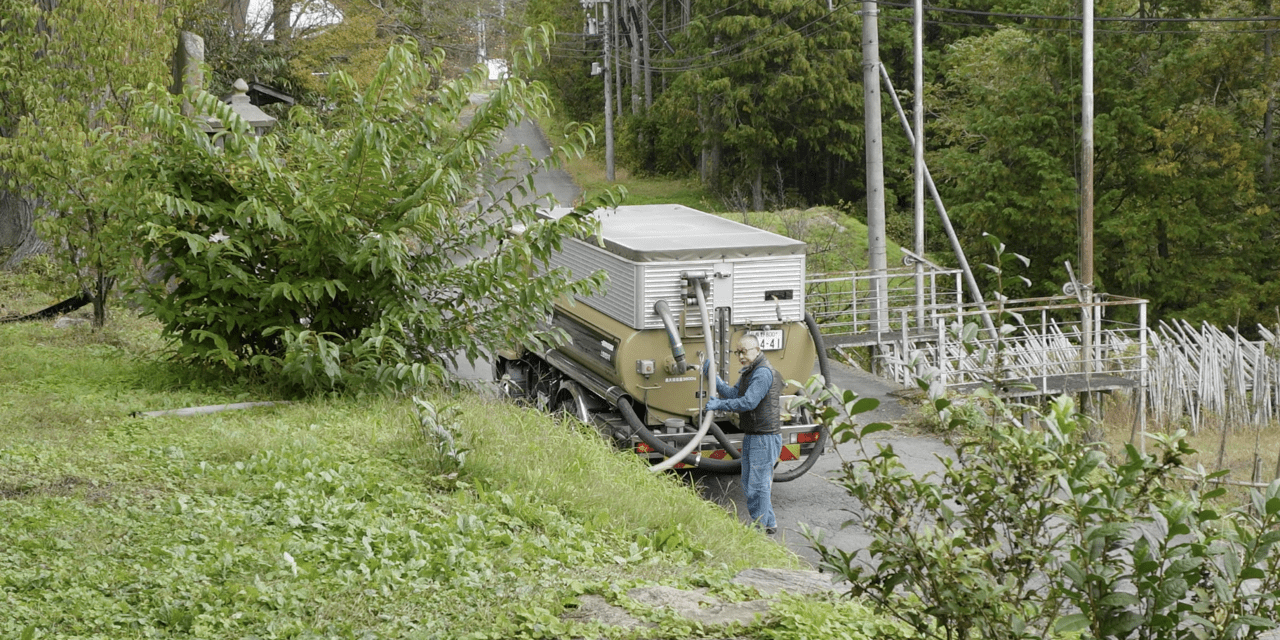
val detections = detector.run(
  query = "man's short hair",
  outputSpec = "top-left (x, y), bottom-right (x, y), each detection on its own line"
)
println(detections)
top-left (738, 334), bottom-right (760, 351)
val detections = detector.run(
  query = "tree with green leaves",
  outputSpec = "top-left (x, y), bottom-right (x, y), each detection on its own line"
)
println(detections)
top-left (657, 0), bottom-right (868, 206)
top-left (930, 0), bottom-right (1279, 328)
top-left (134, 30), bottom-right (617, 392)
top-left (0, 0), bottom-right (187, 325)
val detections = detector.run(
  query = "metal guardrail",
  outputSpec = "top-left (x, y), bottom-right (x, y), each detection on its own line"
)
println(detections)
top-left (808, 264), bottom-right (964, 337)
top-left (872, 295), bottom-right (1149, 397)
top-left (808, 266), bottom-right (1149, 399)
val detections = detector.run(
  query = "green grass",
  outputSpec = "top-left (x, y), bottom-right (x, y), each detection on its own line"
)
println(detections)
top-left (536, 114), bottom-right (913, 275)
top-left (537, 113), bottom-right (722, 212)
top-left (0, 290), bottom-right (914, 639)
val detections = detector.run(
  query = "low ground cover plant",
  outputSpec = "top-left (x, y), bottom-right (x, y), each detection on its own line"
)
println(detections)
top-left (0, 313), bottom-right (910, 639)
top-left (802, 376), bottom-right (1280, 639)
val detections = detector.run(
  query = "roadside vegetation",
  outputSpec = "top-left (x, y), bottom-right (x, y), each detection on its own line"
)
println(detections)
top-left (795, 240), bottom-right (1280, 639)
top-left (0, 267), bottom-right (927, 638)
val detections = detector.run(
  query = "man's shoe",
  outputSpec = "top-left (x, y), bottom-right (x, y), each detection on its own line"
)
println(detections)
top-left (765, 527), bottom-right (778, 535)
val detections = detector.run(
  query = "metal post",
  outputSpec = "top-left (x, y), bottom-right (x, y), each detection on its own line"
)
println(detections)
top-left (1042, 308), bottom-right (1048, 392)
top-left (913, 0), bottom-right (925, 332)
top-left (862, 0), bottom-right (889, 332)
top-left (931, 272), bottom-right (942, 327)
top-left (880, 65), bottom-right (995, 337)
top-left (901, 309), bottom-right (910, 385)
top-left (1080, 0), bottom-right (1095, 419)
top-left (602, 2), bottom-right (615, 181)
top-left (851, 273), bottom-right (860, 333)
top-left (937, 318), bottom-right (946, 391)
top-left (1139, 299), bottom-right (1148, 455)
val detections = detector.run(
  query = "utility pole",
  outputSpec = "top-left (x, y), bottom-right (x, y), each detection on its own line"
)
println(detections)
top-left (1080, 0), bottom-right (1096, 418)
top-left (862, 0), bottom-right (889, 332)
top-left (603, 1), bottom-right (615, 181)
top-left (913, 0), bottom-right (925, 330)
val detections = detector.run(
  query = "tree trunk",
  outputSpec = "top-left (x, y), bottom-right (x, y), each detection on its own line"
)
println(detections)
top-left (613, 0), bottom-right (623, 119)
top-left (751, 165), bottom-right (764, 212)
top-left (1264, 10), bottom-right (1275, 187)
top-left (0, 183), bottom-right (47, 270)
top-left (660, 0), bottom-right (667, 93)
top-left (91, 272), bottom-right (113, 330)
top-left (629, 0), bottom-right (641, 116)
top-left (272, 0), bottom-right (291, 43)
top-left (225, 0), bottom-right (251, 35)
top-left (698, 95), bottom-right (715, 185)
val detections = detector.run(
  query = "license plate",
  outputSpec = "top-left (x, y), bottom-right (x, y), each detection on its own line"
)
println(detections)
top-left (749, 329), bottom-right (784, 351)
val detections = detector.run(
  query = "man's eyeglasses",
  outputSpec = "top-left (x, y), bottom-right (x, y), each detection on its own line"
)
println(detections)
top-left (734, 349), bottom-right (748, 356)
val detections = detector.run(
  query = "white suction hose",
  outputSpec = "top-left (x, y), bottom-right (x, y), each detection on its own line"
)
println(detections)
top-left (648, 280), bottom-right (717, 472)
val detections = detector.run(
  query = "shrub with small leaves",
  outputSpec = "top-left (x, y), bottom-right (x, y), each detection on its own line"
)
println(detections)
top-left (132, 29), bottom-right (616, 392)
top-left (794, 345), bottom-right (1280, 640)
top-left (794, 235), bottom-right (1279, 638)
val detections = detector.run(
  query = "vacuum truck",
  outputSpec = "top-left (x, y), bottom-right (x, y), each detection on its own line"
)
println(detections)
top-left (493, 204), bottom-right (830, 480)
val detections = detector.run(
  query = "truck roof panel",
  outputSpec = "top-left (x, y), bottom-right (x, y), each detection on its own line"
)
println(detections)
top-left (541, 204), bottom-right (806, 262)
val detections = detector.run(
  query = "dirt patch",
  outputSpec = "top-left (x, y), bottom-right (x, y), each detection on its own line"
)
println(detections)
top-left (0, 474), bottom-right (124, 503)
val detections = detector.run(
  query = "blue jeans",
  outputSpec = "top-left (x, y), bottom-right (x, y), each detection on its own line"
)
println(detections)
top-left (741, 433), bottom-right (781, 529)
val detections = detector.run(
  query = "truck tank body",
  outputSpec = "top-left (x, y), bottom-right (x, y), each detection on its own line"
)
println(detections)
top-left (497, 204), bottom-right (827, 472)
top-left (550, 298), bottom-right (818, 426)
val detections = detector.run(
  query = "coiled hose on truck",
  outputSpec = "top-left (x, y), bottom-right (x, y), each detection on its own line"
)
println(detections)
top-left (618, 312), bottom-right (833, 482)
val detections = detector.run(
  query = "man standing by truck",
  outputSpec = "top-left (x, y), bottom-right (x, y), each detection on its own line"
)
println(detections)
top-left (702, 335), bottom-right (783, 535)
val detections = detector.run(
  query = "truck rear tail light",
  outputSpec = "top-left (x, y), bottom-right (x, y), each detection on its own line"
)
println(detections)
top-left (636, 443), bottom-right (655, 453)
top-left (796, 432), bottom-right (820, 443)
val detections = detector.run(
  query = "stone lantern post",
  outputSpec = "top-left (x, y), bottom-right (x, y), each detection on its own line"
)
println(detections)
top-left (225, 79), bottom-right (277, 136)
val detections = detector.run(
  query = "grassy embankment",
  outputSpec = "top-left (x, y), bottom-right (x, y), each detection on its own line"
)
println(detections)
top-left (0, 269), bottom-right (910, 639)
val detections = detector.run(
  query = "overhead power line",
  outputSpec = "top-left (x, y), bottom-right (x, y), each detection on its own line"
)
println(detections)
top-left (871, 0), bottom-right (1280, 23)
top-left (531, 0), bottom-right (1278, 70)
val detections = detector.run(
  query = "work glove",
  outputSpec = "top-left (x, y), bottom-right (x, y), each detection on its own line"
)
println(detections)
top-left (705, 398), bottom-right (727, 412)
top-left (701, 359), bottom-right (713, 378)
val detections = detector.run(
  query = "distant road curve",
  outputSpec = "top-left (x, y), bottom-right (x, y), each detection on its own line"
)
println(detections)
top-left (448, 107), bottom-right (581, 384)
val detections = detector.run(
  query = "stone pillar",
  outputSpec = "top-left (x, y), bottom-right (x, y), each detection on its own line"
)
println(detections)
top-left (171, 31), bottom-right (205, 116)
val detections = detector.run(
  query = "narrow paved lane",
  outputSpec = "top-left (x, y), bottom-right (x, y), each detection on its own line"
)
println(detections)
top-left (448, 107), bottom-right (581, 384)
top-left (694, 359), bottom-right (953, 567)
top-left (492, 118), bottom-right (580, 208)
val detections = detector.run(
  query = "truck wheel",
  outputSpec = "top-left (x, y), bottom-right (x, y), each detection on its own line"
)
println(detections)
top-left (494, 358), bottom-right (531, 403)
top-left (552, 381), bottom-right (593, 423)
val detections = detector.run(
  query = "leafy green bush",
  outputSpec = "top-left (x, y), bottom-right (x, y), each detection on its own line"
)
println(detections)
top-left (795, 236), bottom-right (1280, 639)
top-left (795, 340), bottom-right (1280, 640)
top-left (132, 31), bottom-right (616, 392)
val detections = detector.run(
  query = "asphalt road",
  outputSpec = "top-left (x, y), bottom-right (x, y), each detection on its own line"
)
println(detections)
top-left (692, 359), bottom-right (953, 567)
top-left (448, 103), bottom-right (579, 382)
